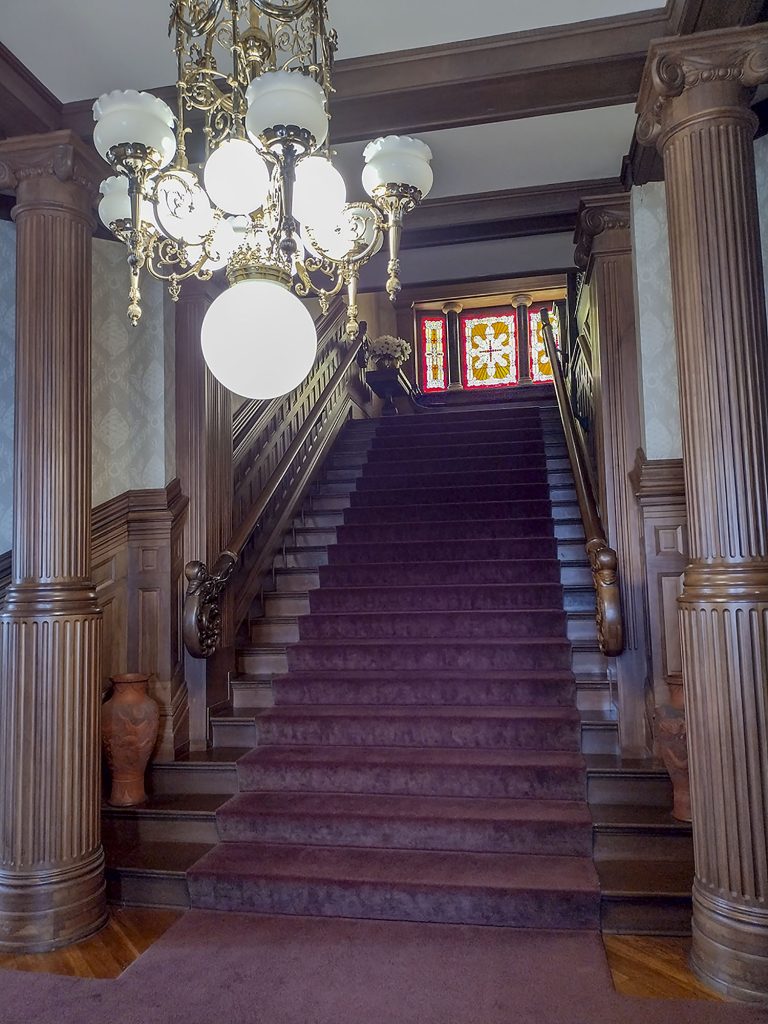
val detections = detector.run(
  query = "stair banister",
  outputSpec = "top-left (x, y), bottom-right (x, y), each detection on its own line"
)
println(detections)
top-left (183, 319), bottom-right (368, 659)
top-left (541, 308), bottom-right (623, 657)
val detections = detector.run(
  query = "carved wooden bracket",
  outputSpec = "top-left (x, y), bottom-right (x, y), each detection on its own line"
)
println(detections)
top-left (182, 551), bottom-right (237, 659)
top-left (573, 194), bottom-right (630, 271)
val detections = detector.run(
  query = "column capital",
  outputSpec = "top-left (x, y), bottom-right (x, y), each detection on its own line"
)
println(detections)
top-left (636, 24), bottom-right (768, 149)
top-left (0, 129), bottom-right (108, 207)
top-left (573, 193), bottom-right (630, 271)
top-left (441, 301), bottom-right (463, 315)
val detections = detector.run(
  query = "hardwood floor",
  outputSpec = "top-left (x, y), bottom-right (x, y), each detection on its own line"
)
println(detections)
top-left (603, 935), bottom-right (721, 1001)
top-left (0, 908), bottom-right (182, 979)
top-left (0, 909), bottom-right (719, 1001)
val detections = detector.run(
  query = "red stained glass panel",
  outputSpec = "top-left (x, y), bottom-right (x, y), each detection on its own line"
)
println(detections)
top-left (528, 304), bottom-right (561, 383)
top-left (420, 316), bottom-right (448, 392)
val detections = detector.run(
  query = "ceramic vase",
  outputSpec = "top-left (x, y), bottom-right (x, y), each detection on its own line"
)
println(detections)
top-left (656, 683), bottom-right (692, 822)
top-left (102, 673), bottom-right (159, 807)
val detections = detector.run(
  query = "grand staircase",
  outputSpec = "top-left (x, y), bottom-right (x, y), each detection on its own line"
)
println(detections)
top-left (104, 389), bottom-right (693, 932)
top-left (185, 395), bottom-right (601, 926)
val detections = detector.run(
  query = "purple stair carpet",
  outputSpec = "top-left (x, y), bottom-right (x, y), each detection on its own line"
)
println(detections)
top-left (188, 398), bottom-right (600, 928)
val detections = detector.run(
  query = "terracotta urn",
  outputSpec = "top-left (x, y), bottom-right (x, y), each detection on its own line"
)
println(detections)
top-left (656, 684), bottom-right (692, 822)
top-left (102, 673), bottom-right (159, 806)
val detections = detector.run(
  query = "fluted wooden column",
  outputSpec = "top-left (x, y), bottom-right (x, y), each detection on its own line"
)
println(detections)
top-left (637, 26), bottom-right (768, 1003)
top-left (574, 196), bottom-right (652, 756)
top-left (0, 132), bottom-right (107, 950)
top-left (175, 279), bottom-right (233, 748)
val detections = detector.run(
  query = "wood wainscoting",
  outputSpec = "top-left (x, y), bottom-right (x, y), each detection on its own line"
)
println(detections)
top-left (92, 480), bottom-right (189, 760)
top-left (629, 451), bottom-right (688, 712)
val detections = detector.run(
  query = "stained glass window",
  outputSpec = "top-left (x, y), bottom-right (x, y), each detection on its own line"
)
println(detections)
top-left (461, 311), bottom-right (518, 389)
top-left (420, 316), bottom-right (448, 392)
top-left (528, 304), bottom-right (561, 383)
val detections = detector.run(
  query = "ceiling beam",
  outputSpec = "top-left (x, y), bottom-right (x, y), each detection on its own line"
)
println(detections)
top-left (60, 8), bottom-right (676, 145)
top-left (402, 178), bottom-right (621, 250)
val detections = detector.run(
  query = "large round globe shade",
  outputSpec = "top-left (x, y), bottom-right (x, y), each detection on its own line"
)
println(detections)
top-left (201, 280), bottom-right (317, 399)
top-left (203, 138), bottom-right (270, 215)
top-left (294, 157), bottom-right (346, 228)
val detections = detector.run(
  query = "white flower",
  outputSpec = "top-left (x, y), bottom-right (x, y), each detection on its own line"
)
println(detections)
top-left (368, 334), bottom-right (411, 362)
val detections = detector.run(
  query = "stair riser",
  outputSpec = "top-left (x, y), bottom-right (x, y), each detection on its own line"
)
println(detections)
top-left (273, 678), bottom-right (576, 707)
top-left (335, 520), bottom-right (556, 543)
top-left (580, 724), bottom-right (619, 755)
top-left (263, 594), bottom-right (310, 616)
top-left (349, 485), bottom-right (556, 507)
top-left (325, 538), bottom-right (558, 566)
top-left (237, 763), bottom-right (587, 800)
top-left (309, 494), bottom-right (351, 511)
top-left (364, 441), bottom-right (566, 464)
top-left (103, 815), bottom-right (219, 845)
top-left (276, 570), bottom-right (319, 592)
top-left (360, 455), bottom-right (549, 478)
top-left (594, 831), bottom-right (693, 861)
top-left (286, 644), bottom-right (572, 673)
top-left (107, 869), bottom-right (190, 909)
top-left (308, 585), bottom-right (566, 614)
top-left (216, 813), bottom-right (593, 857)
top-left (571, 649), bottom-right (609, 676)
top-left (298, 610), bottom-right (567, 641)
top-left (587, 774), bottom-right (673, 806)
top-left (288, 529), bottom-right (337, 546)
top-left (257, 717), bottom-right (580, 751)
top-left (210, 721), bottom-right (258, 748)
top-left (318, 562), bottom-right (562, 587)
top-left (343, 500), bottom-right (554, 524)
top-left (240, 650), bottom-right (288, 674)
top-left (231, 682), bottom-right (274, 709)
top-left (293, 512), bottom-right (344, 528)
top-left (600, 895), bottom-right (692, 935)
top-left (567, 617), bottom-right (598, 643)
top-left (371, 423), bottom-right (544, 443)
top-left (356, 469), bottom-right (550, 490)
top-left (188, 876), bottom-right (599, 929)
top-left (252, 620), bottom-right (300, 643)
top-left (149, 765), bottom-right (238, 796)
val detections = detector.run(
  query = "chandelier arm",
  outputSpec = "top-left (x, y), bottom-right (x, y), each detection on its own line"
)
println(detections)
top-left (249, 0), bottom-right (316, 23)
top-left (170, 0), bottom-right (226, 39)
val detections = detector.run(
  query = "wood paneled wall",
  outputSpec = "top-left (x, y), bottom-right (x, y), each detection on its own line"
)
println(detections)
top-left (92, 480), bottom-right (189, 760)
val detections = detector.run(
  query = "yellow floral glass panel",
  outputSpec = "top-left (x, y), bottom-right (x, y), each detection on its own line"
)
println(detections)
top-left (529, 304), bottom-right (561, 383)
top-left (461, 313), bottom-right (518, 389)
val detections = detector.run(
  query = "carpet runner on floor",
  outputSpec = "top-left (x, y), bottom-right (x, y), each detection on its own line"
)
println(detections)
top-left (188, 399), bottom-right (600, 928)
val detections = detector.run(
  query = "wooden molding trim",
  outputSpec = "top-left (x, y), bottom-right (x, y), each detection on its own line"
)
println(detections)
top-left (0, 41), bottom-right (61, 140)
top-left (60, 7), bottom-right (677, 145)
top-left (392, 270), bottom-right (569, 310)
top-left (403, 178), bottom-right (621, 250)
top-left (630, 448), bottom-right (686, 505)
top-left (573, 193), bottom-right (631, 270)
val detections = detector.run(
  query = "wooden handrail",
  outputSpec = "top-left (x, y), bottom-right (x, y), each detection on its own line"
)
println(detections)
top-left (182, 320), bottom-right (367, 658)
top-left (541, 309), bottom-right (623, 657)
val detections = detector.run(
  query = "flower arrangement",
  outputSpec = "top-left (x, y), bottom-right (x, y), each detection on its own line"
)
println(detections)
top-left (368, 334), bottom-right (411, 368)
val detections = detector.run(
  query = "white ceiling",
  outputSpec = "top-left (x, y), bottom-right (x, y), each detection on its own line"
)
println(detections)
top-left (1, 0), bottom-right (665, 104)
top-left (335, 105), bottom-right (636, 201)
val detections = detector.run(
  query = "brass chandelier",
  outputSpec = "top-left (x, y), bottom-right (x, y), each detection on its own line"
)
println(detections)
top-left (93, 0), bottom-right (433, 398)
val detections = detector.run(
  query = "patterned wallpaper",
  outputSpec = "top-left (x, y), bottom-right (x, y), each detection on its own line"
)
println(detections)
top-left (92, 238), bottom-right (176, 507)
top-left (0, 222), bottom-right (15, 553)
top-left (630, 181), bottom-right (682, 461)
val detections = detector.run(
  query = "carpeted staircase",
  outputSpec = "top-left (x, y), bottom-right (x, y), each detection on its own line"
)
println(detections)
top-left (187, 398), bottom-right (600, 928)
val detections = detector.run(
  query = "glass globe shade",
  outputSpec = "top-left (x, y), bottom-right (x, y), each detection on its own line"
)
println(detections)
top-left (245, 70), bottom-right (328, 147)
top-left (293, 156), bottom-right (346, 228)
top-left (155, 169), bottom-right (216, 244)
top-left (93, 90), bottom-right (176, 168)
top-left (201, 279), bottom-right (318, 399)
top-left (98, 175), bottom-right (160, 233)
top-left (203, 138), bottom-right (271, 215)
top-left (362, 135), bottom-right (433, 199)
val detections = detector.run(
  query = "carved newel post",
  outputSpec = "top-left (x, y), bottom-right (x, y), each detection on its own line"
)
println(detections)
top-left (637, 26), bottom-right (768, 1002)
top-left (0, 133), bottom-right (107, 950)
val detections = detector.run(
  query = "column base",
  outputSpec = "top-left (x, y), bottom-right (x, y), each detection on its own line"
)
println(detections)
top-left (0, 846), bottom-right (107, 953)
top-left (691, 879), bottom-right (768, 1004)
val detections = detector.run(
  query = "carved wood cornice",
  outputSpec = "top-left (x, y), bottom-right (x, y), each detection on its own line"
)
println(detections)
top-left (573, 194), bottom-right (631, 271)
top-left (629, 448), bottom-right (687, 507)
top-left (0, 129), bottom-right (108, 203)
top-left (636, 25), bottom-right (768, 150)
